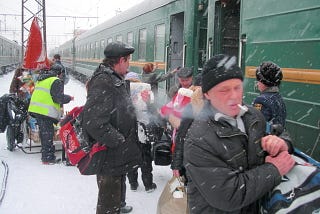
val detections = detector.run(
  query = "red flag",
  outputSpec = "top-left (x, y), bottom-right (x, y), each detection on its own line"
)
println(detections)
top-left (23, 17), bottom-right (50, 69)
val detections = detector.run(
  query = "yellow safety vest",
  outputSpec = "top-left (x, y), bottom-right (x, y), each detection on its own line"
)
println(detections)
top-left (28, 77), bottom-right (61, 120)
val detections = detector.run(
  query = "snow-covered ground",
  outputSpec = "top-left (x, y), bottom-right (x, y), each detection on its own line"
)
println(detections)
top-left (0, 70), bottom-right (172, 214)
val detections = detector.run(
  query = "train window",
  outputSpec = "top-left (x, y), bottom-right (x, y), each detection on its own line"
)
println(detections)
top-left (100, 40), bottom-right (105, 59)
top-left (127, 32), bottom-right (133, 46)
top-left (154, 24), bottom-right (165, 61)
top-left (116, 35), bottom-right (123, 42)
top-left (91, 43), bottom-right (95, 59)
top-left (107, 38), bottom-right (113, 45)
top-left (87, 44), bottom-right (90, 59)
top-left (139, 28), bottom-right (147, 60)
top-left (95, 41), bottom-right (99, 59)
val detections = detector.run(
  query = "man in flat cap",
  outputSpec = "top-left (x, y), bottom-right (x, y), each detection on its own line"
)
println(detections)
top-left (184, 54), bottom-right (295, 213)
top-left (82, 41), bottom-right (141, 214)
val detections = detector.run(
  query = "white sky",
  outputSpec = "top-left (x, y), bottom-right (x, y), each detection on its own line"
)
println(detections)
top-left (0, 0), bottom-right (144, 51)
top-left (0, 71), bottom-right (172, 214)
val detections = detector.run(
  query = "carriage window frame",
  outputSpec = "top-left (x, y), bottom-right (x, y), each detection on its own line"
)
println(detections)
top-left (138, 28), bottom-right (147, 60)
top-left (100, 40), bottom-right (105, 59)
top-left (95, 41), bottom-right (99, 59)
top-left (116, 35), bottom-right (123, 42)
top-left (154, 24), bottom-right (165, 61)
top-left (107, 38), bottom-right (113, 45)
top-left (127, 32), bottom-right (133, 46)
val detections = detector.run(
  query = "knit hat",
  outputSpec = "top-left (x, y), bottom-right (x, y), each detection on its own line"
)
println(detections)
top-left (202, 54), bottom-right (243, 93)
top-left (256, 61), bottom-right (283, 86)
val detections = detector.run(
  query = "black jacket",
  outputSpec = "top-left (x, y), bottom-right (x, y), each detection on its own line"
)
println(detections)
top-left (171, 104), bottom-right (193, 170)
top-left (82, 64), bottom-right (141, 176)
top-left (141, 71), bottom-right (174, 95)
top-left (252, 86), bottom-right (286, 128)
top-left (184, 102), bottom-right (289, 214)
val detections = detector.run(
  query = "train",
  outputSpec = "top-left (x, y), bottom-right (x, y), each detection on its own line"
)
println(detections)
top-left (55, 0), bottom-right (320, 160)
top-left (0, 35), bottom-right (21, 74)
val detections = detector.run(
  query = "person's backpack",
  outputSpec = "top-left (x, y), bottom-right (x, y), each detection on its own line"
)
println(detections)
top-left (59, 106), bottom-right (107, 175)
top-left (261, 149), bottom-right (320, 213)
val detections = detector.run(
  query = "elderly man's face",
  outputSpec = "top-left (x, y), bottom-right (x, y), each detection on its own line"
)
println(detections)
top-left (178, 76), bottom-right (193, 88)
top-left (204, 79), bottom-right (243, 117)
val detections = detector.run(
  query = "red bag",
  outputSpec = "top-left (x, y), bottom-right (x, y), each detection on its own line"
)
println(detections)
top-left (59, 106), bottom-right (107, 171)
top-left (77, 143), bottom-right (107, 175)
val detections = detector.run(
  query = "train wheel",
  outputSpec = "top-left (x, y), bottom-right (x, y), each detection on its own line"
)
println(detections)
top-left (6, 126), bottom-right (16, 151)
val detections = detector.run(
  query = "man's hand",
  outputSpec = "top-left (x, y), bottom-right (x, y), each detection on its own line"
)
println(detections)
top-left (265, 151), bottom-right (295, 176)
top-left (173, 169), bottom-right (180, 177)
top-left (261, 135), bottom-right (288, 156)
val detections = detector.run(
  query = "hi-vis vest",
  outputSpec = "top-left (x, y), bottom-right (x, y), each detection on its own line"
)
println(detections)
top-left (28, 77), bottom-right (61, 120)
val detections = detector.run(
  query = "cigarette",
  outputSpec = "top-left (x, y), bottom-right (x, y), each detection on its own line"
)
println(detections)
top-left (237, 104), bottom-right (246, 111)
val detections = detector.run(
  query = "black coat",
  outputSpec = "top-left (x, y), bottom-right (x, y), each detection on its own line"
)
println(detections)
top-left (184, 103), bottom-right (287, 214)
top-left (82, 64), bottom-right (141, 176)
top-left (252, 86), bottom-right (286, 128)
top-left (171, 104), bottom-right (193, 171)
top-left (141, 71), bottom-right (174, 95)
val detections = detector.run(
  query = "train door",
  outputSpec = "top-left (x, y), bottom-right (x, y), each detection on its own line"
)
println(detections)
top-left (207, 0), bottom-right (240, 60)
top-left (167, 12), bottom-right (184, 92)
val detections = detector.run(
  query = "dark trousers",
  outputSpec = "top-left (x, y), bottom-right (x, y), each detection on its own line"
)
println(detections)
top-left (127, 143), bottom-right (153, 188)
top-left (37, 117), bottom-right (55, 161)
top-left (96, 174), bottom-right (126, 214)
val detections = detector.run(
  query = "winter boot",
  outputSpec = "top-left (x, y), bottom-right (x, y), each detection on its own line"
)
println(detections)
top-left (145, 183), bottom-right (157, 193)
top-left (130, 182), bottom-right (139, 191)
top-left (120, 205), bottom-right (133, 213)
top-left (42, 158), bottom-right (61, 165)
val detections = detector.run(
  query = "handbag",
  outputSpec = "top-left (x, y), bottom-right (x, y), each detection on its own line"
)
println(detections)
top-left (152, 131), bottom-right (172, 166)
top-left (77, 143), bottom-right (107, 175)
top-left (157, 176), bottom-right (188, 214)
top-left (261, 150), bottom-right (320, 213)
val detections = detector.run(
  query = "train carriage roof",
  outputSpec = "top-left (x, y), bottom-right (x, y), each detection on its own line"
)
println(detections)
top-left (76, 0), bottom-right (176, 41)
top-left (0, 35), bottom-right (20, 46)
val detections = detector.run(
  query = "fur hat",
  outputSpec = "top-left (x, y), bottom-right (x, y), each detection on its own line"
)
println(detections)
top-left (256, 61), bottom-right (283, 86)
top-left (202, 54), bottom-right (243, 93)
top-left (104, 41), bottom-right (135, 58)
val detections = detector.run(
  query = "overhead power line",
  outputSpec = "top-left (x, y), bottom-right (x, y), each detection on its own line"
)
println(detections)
top-left (0, 13), bottom-right (98, 19)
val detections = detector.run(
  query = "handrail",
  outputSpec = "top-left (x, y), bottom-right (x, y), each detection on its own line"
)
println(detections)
top-left (182, 44), bottom-right (187, 67)
top-left (165, 45), bottom-right (169, 73)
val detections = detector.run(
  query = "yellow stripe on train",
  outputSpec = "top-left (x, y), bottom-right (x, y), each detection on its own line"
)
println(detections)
top-left (245, 66), bottom-right (320, 85)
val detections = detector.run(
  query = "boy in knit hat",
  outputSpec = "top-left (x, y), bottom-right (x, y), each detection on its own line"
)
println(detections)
top-left (184, 54), bottom-right (295, 213)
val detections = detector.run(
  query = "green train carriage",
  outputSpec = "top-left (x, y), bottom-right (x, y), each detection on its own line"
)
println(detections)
top-left (239, 0), bottom-right (320, 160)
top-left (0, 35), bottom-right (21, 73)
top-left (56, 0), bottom-right (320, 160)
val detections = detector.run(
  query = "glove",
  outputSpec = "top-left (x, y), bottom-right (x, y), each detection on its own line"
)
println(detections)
top-left (261, 135), bottom-right (288, 156)
top-left (265, 151), bottom-right (295, 176)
